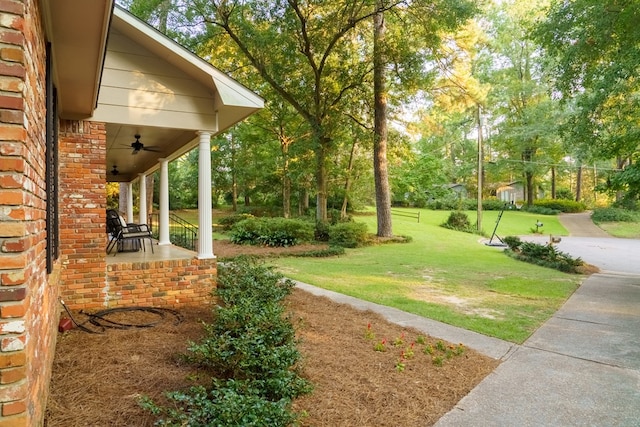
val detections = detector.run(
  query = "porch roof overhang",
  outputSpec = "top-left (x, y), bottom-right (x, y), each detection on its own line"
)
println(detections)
top-left (43, 2), bottom-right (263, 183)
top-left (99, 6), bottom-right (264, 182)
top-left (40, 0), bottom-right (114, 119)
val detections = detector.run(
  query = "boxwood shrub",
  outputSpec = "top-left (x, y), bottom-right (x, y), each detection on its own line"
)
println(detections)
top-left (441, 211), bottom-right (474, 233)
top-left (141, 258), bottom-right (311, 426)
top-left (327, 222), bottom-right (369, 248)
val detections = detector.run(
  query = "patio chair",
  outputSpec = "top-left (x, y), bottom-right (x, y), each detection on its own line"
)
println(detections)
top-left (106, 209), bottom-right (154, 256)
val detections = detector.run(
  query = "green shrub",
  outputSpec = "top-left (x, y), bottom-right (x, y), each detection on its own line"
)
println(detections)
top-left (482, 198), bottom-right (509, 211)
top-left (592, 207), bottom-right (639, 223)
top-left (555, 188), bottom-right (574, 200)
top-left (521, 205), bottom-right (560, 215)
top-left (218, 213), bottom-right (255, 231)
top-left (142, 258), bottom-right (311, 426)
top-left (140, 381), bottom-right (298, 427)
top-left (532, 199), bottom-right (586, 213)
top-left (328, 222), bottom-right (369, 248)
top-left (441, 211), bottom-right (474, 233)
top-left (425, 194), bottom-right (463, 210)
top-left (502, 235), bottom-right (522, 251)
top-left (503, 238), bottom-right (583, 273)
top-left (314, 221), bottom-right (330, 242)
top-left (230, 218), bottom-right (314, 247)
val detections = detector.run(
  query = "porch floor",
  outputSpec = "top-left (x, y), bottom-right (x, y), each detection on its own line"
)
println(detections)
top-left (106, 241), bottom-right (200, 265)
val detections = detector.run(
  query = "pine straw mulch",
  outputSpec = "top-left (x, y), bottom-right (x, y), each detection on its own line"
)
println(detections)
top-left (45, 242), bottom-right (500, 427)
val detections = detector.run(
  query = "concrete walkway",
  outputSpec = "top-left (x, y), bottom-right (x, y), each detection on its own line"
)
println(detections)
top-left (296, 211), bottom-right (640, 426)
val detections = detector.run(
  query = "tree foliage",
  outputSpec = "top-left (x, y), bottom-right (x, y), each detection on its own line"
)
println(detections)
top-left (535, 0), bottom-right (640, 205)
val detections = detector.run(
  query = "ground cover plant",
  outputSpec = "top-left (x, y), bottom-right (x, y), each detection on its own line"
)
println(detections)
top-left (45, 246), bottom-right (498, 426)
top-left (272, 208), bottom-right (581, 343)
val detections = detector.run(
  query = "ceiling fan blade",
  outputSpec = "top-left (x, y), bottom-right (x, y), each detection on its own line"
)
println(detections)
top-left (142, 147), bottom-right (162, 152)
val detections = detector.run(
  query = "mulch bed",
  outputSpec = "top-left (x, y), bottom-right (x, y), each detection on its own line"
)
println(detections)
top-left (45, 242), bottom-right (499, 426)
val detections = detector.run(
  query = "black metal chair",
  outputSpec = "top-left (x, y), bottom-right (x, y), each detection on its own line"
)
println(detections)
top-left (106, 209), bottom-right (154, 256)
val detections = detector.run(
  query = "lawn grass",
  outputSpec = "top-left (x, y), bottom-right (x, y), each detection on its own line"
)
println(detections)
top-left (271, 208), bottom-right (582, 344)
top-left (596, 221), bottom-right (640, 238)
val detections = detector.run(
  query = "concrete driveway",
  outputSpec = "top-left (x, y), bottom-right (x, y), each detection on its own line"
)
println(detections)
top-left (526, 212), bottom-right (640, 275)
top-left (435, 212), bottom-right (640, 427)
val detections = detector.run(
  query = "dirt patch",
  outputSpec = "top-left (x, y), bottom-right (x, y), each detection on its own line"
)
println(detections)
top-left (45, 243), bottom-right (499, 426)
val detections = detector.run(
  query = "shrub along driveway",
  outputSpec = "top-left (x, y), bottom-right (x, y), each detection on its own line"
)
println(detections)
top-left (525, 212), bottom-right (640, 274)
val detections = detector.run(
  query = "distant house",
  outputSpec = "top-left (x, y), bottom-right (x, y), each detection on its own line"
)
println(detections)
top-left (496, 181), bottom-right (544, 204)
top-left (496, 182), bottom-right (523, 204)
top-left (0, 2), bottom-right (263, 424)
top-left (447, 183), bottom-right (468, 199)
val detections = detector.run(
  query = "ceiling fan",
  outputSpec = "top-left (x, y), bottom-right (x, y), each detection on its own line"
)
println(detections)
top-left (124, 134), bottom-right (161, 155)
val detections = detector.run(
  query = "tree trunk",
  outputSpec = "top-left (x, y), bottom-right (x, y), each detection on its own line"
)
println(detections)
top-left (315, 139), bottom-right (329, 222)
top-left (615, 156), bottom-right (626, 203)
top-left (551, 166), bottom-right (556, 199)
top-left (525, 171), bottom-right (534, 206)
top-left (341, 141), bottom-right (358, 219)
top-left (373, 4), bottom-right (392, 237)
top-left (299, 189), bottom-right (310, 216)
top-left (575, 163), bottom-right (583, 202)
top-left (231, 135), bottom-right (238, 211)
top-left (281, 136), bottom-right (291, 218)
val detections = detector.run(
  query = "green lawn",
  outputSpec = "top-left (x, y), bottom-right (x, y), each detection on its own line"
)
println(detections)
top-left (597, 221), bottom-right (640, 238)
top-left (271, 208), bottom-right (583, 344)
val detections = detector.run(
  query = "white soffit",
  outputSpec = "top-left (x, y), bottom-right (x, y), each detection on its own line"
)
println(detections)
top-left (41, 0), bottom-right (113, 119)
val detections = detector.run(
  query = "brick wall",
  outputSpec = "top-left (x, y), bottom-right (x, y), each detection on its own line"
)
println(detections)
top-left (57, 119), bottom-right (108, 309)
top-left (0, 0), bottom-right (58, 425)
top-left (93, 258), bottom-right (215, 309)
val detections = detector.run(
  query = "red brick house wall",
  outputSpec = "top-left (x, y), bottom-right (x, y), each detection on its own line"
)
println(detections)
top-left (0, 0), bottom-right (56, 425)
top-left (57, 120), bottom-right (108, 308)
top-left (0, 1), bottom-right (217, 424)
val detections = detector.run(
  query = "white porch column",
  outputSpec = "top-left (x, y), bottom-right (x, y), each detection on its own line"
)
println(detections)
top-left (158, 158), bottom-right (171, 245)
top-left (138, 173), bottom-right (147, 225)
top-left (197, 131), bottom-right (215, 259)
top-left (126, 182), bottom-right (134, 223)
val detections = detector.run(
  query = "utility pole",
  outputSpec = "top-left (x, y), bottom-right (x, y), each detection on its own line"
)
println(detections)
top-left (476, 104), bottom-right (483, 232)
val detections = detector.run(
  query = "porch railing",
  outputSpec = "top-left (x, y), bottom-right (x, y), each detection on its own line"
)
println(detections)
top-left (148, 212), bottom-right (198, 252)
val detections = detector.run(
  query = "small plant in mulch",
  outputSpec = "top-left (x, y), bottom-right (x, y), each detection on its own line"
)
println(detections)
top-left (364, 323), bottom-right (375, 340)
top-left (365, 325), bottom-right (467, 371)
top-left (393, 332), bottom-right (405, 347)
top-left (373, 338), bottom-right (388, 352)
top-left (395, 352), bottom-right (407, 372)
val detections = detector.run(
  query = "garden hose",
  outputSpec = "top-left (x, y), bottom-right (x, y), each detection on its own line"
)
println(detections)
top-left (59, 298), bottom-right (183, 334)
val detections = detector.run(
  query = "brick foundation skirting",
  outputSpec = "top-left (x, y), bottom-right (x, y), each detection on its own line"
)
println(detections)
top-left (61, 258), bottom-right (217, 310)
